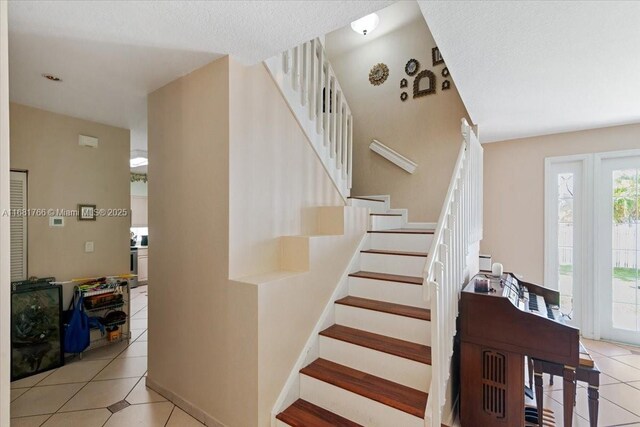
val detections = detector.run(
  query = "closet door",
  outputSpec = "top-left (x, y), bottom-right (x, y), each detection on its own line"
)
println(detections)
top-left (10, 171), bottom-right (27, 281)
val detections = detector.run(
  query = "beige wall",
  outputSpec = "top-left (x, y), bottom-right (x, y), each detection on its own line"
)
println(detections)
top-left (228, 60), bottom-right (344, 279)
top-left (9, 103), bottom-right (130, 301)
top-left (229, 61), bottom-right (368, 426)
top-left (149, 57), bottom-right (369, 426)
top-left (482, 123), bottom-right (640, 283)
top-left (1, 1), bottom-right (11, 421)
top-left (327, 18), bottom-right (469, 222)
top-left (148, 56), bottom-right (259, 427)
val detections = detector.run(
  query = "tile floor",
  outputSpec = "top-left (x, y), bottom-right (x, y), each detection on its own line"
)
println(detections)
top-left (10, 285), bottom-right (640, 426)
top-left (10, 285), bottom-right (204, 427)
top-left (531, 338), bottom-right (640, 426)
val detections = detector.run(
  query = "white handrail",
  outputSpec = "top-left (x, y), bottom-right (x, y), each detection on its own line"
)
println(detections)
top-left (264, 38), bottom-right (353, 200)
top-left (424, 119), bottom-right (483, 426)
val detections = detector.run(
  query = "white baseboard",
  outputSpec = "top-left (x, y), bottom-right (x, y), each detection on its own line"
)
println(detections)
top-left (146, 376), bottom-right (227, 427)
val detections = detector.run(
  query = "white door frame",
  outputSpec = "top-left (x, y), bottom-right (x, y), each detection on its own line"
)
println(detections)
top-left (1, 0), bottom-right (11, 423)
top-left (544, 154), bottom-right (593, 337)
top-left (545, 149), bottom-right (640, 343)
top-left (594, 149), bottom-right (640, 343)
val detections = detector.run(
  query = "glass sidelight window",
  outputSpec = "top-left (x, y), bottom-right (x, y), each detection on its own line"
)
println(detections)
top-left (545, 159), bottom-right (586, 329)
top-left (557, 173), bottom-right (576, 317)
top-left (609, 167), bottom-right (639, 332)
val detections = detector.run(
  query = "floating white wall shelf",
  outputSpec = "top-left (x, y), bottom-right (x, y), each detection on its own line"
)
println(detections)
top-left (369, 139), bottom-right (418, 174)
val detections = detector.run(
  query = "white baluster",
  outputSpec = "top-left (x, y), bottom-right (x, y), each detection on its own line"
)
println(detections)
top-left (342, 104), bottom-right (348, 177)
top-left (433, 259), bottom-right (444, 425)
top-left (347, 114), bottom-right (353, 188)
top-left (316, 41), bottom-right (323, 134)
top-left (300, 42), bottom-right (308, 106)
top-left (324, 67), bottom-right (330, 146)
top-left (291, 46), bottom-right (299, 90)
top-left (282, 50), bottom-right (289, 74)
top-left (330, 78), bottom-right (337, 158)
top-left (335, 91), bottom-right (342, 167)
top-left (309, 39), bottom-right (315, 120)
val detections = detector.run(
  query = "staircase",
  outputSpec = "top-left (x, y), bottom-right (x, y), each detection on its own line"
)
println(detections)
top-left (275, 196), bottom-right (434, 427)
top-left (266, 34), bottom-right (483, 425)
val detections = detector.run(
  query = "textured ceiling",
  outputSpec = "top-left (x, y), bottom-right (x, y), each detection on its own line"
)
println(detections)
top-left (8, 0), bottom-right (392, 151)
top-left (419, 1), bottom-right (640, 143)
top-left (326, 0), bottom-right (424, 59)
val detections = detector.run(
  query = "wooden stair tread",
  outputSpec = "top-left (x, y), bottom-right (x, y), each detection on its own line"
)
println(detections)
top-left (361, 249), bottom-right (428, 257)
top-left (348, 196), bottom-right (385, 203)
top-left (335, 296), bottom-right (431, 321)
top-left (276, 399), bottom-right (362, 427)
top-left (370, 213), bottom-right (402, 216)
top-left (368, 228), bottom-right (435, 234)
top-left (300, 359), bottom-right (427, 418)
top-left (320, 324), bottom-right (431, 365)
top-left (349, 270), bottom-right (423, 285)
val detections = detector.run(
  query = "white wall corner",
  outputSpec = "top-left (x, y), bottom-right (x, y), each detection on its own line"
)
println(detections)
top-left (369, 139), bottom-right (418, 174)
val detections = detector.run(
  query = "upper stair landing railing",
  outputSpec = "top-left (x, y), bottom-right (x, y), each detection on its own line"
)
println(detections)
top-left (264, 38), bottom-right (353, 201)
top-left (423, 118), bottom-right (483, 426)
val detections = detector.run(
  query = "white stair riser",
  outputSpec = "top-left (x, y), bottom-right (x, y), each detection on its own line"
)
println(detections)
top-left (348, 277), bottom-right (428, 308)
top-left (360, 252), bottom-right (425, 277)
top-left (370, 215), bottom-right (403, 231)
top-left (300, 375), bottom-right (423, 427)
top-left (348, 199), bottom-right (388, 213)
top-left (370, 232), bottom-right (432, 253)
top-left (319, 336), bottom-right (431, 392)
top-left (335, 305), bottom-right (430, 346)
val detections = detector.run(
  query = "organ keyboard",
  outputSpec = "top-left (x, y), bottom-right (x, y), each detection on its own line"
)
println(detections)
top-left (460, 272), bottom-right (580, 426)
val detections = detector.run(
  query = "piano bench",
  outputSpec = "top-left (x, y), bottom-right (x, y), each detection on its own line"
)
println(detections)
top-left (533, 342), bottom-right (600, 427)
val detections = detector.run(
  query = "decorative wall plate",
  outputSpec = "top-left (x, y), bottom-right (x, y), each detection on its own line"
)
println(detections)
top-left (413, 69), bottom-right (436, 98)
top-left (400, 92), bottom-right (408, 101)
top-left (400, 78), bottom-right (408, 88)
top-left (369, 63), bottom-right (389, 86)
top-left (442, 67), bottom-right (450, 77)
top-left (442, 80), bottom-right (451, 90)
top-left (405, 59), bottom-right (420, 76)
top-left (432, 46), bottom-right (444, 66)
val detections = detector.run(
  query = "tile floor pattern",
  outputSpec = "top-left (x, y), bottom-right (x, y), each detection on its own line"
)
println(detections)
top-left (10, 286), bottom-right (640, 426)
top-left (527, 338), bottom-right (640, 426)
top-left (10, 286), bottom-right (204, 427)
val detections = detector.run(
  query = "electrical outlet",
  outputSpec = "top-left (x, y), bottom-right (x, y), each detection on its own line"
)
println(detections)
top-left (85, 241), bottom-right (94, 253)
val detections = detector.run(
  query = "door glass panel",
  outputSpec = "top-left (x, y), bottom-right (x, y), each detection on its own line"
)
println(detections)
top-left (558, 173), bottom-right (574, 316)
top-left (611, 169), bottom-right (639, 331)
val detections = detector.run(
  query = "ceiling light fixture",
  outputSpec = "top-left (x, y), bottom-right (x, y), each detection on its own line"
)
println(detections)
top-left (351, 13), bottom-right (379, 36)
top-left (130, 149), bottom-right (148, 168)
top-left (42, 74), bottom-right (62, 82)
top-left (130, 157), bottom-right (148, 168)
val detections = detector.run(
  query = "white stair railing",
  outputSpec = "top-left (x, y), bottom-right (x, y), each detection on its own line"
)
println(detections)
top-left (264, 38), bottom-right (353, 200)
top-left (424, 119), bottom-right (483, 426)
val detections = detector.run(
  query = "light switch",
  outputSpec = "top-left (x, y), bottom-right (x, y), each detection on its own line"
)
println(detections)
top-left (85, 241), bottom-right (94, 253)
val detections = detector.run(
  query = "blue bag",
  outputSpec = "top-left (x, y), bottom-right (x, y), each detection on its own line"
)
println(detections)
top-left (63, 292), bottom-right (90, 353)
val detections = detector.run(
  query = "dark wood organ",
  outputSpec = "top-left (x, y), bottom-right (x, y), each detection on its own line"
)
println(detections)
top-left (460, 273), bottom-right (580, 426)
